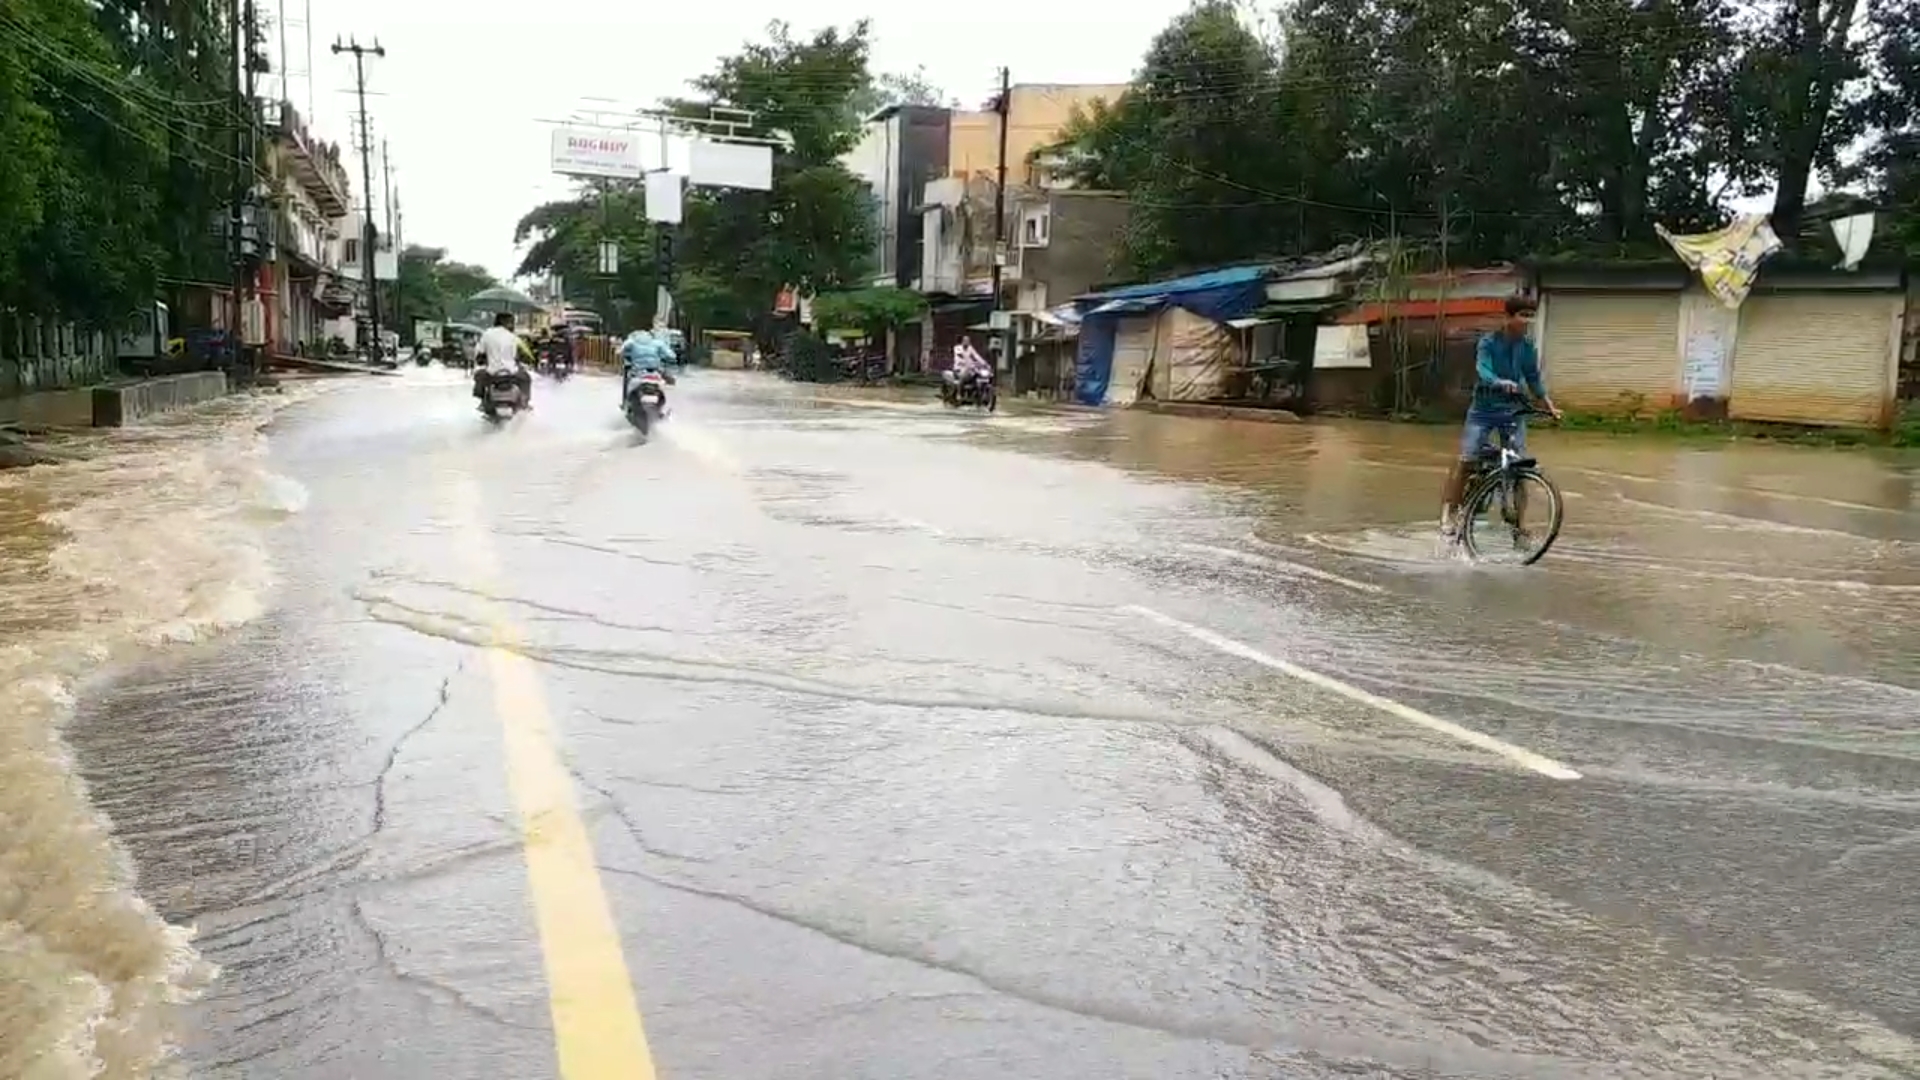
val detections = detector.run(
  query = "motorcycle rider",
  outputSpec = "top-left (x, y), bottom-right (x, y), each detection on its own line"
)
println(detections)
top-left (620, 330), bottom-right (673, 413)
top-left (950, 336), bottom-right (991, 400)
top-left (472, 311), bottom-right (535, 409)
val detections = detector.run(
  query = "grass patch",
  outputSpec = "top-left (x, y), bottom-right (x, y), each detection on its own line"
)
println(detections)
top-left (1555, 402), bottom-right (1920, 448)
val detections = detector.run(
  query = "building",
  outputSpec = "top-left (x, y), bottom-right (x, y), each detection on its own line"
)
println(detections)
top-left (842, 105), bottom-right (951, 292)
top-left (1530, 259), bottom-right (1909, 428)
top-left (908, 84), bottom-right (1130, 378)
top-left (265, 101), bottom-right (356, 355)
top-left (946, 84), bottom-right (1127, 186)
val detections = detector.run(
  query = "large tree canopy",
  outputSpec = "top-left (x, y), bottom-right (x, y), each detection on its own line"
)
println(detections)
top-left (1042, 0), bottom-right (1910, 277)
top-left (0, 0), bottom-right (237, 323)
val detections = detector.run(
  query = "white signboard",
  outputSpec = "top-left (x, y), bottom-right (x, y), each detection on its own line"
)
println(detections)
top-left (644, 171), bottom-right (684, 224)
top-left (1313, 323), bottom-right (1371, 369)
top-left (374, 248), bottom-right (398, 282)
top-left (688, 139), bottom-right (772, 191)
top-left (551, 126), bottom-right (643, 179)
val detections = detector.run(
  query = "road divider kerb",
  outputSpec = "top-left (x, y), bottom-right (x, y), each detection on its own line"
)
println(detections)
top-left (453, 473), bottom-right (659, 1080)
top-left (1123, 605), bottom-right (1581, 780)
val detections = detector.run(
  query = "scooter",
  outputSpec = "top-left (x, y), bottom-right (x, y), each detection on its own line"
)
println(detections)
top-left (480, 370), bottom-right (527, 423)
top-left (624, 370), bottom-right (669, 437)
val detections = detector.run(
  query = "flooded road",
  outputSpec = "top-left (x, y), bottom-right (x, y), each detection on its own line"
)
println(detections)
top-left (6, 368), bottom-right (1917, 1077)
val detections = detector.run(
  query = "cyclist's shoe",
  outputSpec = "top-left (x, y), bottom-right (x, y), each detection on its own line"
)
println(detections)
top-left (1510, 526), bottom-right (1535, 551)
top-left (1438, 507), bottom-right (1461, 544)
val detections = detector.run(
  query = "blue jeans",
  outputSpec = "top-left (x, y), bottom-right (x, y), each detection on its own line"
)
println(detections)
top-left (1459, 412), bottom-right (1526, 462)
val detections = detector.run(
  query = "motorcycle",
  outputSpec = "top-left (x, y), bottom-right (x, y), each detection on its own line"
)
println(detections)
top-left (940, 369), bottom-right (997, 412)
top-left (624, 370), bottom-right (669, 437)
top-left (480, 369), bottom-right (528, 423)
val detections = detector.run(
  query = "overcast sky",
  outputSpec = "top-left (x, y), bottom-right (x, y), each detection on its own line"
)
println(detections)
top-left (282, 0), bottom-right (1190, 281)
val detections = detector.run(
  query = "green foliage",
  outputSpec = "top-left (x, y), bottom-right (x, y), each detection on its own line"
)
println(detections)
top-left (809, 287), bottom-right (924, 332)
top-left (392, 245), bottom-right (499, 337)
top-left (782, 328), bottom-right (835, 382)
top-left (0, 0), bottom-right (238, 324)
top-left (512, 183), bottom-right (659, 334)
top-left (1050, 0), bottom-right (1912, 278)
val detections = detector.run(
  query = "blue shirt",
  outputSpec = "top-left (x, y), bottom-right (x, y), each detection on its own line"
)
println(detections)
top-left (620, 336), bottom-right (667, 372)
top-left (1470, 330), bottom-right (1545, 420)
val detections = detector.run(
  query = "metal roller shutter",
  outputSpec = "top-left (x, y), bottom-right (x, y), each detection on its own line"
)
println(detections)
top-left (1541, 292), bottom-right (1681, 414)
top-left (1730, 292), bottom-right (1900, 427)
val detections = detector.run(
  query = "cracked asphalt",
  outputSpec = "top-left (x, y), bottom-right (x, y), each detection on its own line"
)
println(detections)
top-left (63, 366), bottom-right (1920, 1078)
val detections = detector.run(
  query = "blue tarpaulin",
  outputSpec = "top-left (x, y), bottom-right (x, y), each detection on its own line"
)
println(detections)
top-left (1072, 265), bottom-right (1273, 405)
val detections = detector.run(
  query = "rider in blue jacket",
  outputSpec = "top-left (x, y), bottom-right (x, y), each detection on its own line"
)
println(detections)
top-left (621, 331), bottom-right (674, 410)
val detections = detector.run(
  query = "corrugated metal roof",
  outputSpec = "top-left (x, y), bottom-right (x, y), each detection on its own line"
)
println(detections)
top-left (1078, 265), bottom-right (1270, 303)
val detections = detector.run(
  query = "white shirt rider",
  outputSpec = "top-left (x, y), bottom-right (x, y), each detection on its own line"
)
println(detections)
top-left (476, 326), bottom-right (525, 375)
top-left (952, 341), bottom-right (988, 380)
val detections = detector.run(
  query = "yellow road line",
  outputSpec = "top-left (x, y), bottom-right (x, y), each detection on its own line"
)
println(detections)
top-left (451, 473), bottom-right (657, 1079)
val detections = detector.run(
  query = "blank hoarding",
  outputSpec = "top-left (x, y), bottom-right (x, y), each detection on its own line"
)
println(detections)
top-left (688, 139), bottom-right (773, 191)
top-left (644, 172), bottom-right (683, 224)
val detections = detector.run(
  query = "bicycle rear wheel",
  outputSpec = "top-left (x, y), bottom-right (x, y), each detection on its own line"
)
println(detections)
top-left (1460, 467), bottom-right (1563, 566)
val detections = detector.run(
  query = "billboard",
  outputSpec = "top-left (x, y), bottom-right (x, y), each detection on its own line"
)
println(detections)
top-left (551, 126), bottom-right (643, 179)
top-left (688, 139), bottom-right (772, 191)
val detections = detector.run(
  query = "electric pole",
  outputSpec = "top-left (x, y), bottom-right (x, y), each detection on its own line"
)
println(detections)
top-left (332, 35), bottom-right (385, 357)
top-left (989, 67), bottom-right (1011, 370)
top-left (230, 0), bottom-right (262, 374)
top-left (381, 138), bottom-right (395, 343)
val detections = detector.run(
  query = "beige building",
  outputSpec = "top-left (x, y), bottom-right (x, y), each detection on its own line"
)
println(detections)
top-left (945, 84), bottom-right (1128, 184)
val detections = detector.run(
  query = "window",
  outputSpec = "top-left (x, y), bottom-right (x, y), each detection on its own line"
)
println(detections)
top-left (342, 237), bottom-right (359, 264)
top-left (1021, 208), bottom-right (1050, 248)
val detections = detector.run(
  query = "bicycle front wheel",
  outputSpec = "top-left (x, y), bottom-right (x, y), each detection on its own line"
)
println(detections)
top-left (1460, 467), bottom-right (1564, 566)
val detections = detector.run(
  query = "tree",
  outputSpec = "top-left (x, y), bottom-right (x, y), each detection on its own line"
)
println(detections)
top-left (660, 21), bottom-right (878, 336)
top-left (512, 183), bottom-right (659, 333)
top-left (391, 245), bottom-right (498, 334)
top-left (0, 0), bottom-right (240, 325)
top-left (1736, 0), bottom-right (1870, 239)
top-left (1862, 0), bottom-right (1920, 254)
top-left (809, 286), bottom-right (925, 335)
top-left (1103, 0), bottom-right (1297, 275)
top-left (851, 65), bottom-right (955, 116)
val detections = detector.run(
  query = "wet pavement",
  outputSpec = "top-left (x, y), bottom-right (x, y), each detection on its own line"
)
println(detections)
top-left (7, 367), bottom-right (1919, 1078)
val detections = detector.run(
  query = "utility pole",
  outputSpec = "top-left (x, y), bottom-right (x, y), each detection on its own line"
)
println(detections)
top-left (392, 190), bottom-right (404, 345)
top-left (381, 138), bottom-right (395, 341)
top-left (989, 66), bottom-right (1011, 370)
top-left (332, 35), bottom-right (385, 357)
top-left (229, 0), bottom-right (262, 373)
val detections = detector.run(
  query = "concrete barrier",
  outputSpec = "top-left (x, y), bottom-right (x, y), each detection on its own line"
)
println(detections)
top-left (91, 371), bottom-right (229, 426)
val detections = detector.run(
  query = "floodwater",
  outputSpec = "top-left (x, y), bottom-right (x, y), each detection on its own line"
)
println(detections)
top-left (3, 368), bottom-right (1917, 1078)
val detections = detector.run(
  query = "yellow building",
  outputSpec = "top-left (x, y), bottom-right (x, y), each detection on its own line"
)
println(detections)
top-left (946, 84), bottom-right (1129, 184)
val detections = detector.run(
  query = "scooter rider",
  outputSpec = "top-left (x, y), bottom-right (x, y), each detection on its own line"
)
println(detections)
top-left (950, 336), bottom-right (991, 398)
top-left (472, 311), bottom-right (535, 409)
top-left (620, 330), bottom-right (674, 412)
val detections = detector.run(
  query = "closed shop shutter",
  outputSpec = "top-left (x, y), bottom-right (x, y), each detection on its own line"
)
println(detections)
top-left (1541, 292), bottom-right (1681, 414)
top-left (1109, 315), bottom-right (1155, 404)
top-left (1730, 292), bottom-right (1899, 427)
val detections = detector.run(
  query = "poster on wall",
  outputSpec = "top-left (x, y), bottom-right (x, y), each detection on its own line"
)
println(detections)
top-left (1313, 324), bottom-right (1371, 369)
top-left (1682, 299), bottom-right (1737, 403)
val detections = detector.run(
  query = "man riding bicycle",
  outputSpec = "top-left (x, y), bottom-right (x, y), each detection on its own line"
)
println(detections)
top-left (1440, 295), bottom-right (1561, 541)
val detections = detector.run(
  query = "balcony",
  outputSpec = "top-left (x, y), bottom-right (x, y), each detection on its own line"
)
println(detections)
top-left (270, 100), bottom-right (351, 218)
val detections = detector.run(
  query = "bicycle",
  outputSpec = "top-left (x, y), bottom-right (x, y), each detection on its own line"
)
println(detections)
top-left (1457, 405), bottom-right (1564, 566)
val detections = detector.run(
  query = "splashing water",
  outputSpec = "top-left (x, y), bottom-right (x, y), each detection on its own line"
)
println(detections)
top-left (0, 384), bottom-right (325, 1079)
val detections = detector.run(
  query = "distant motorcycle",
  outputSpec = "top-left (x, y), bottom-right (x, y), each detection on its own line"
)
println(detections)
top-left (624, 370), bottom-right (669, 437)
top-left (480, 369), bottom-right (528, 423)
top-left (941, 369), bottom-right (997, 412)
